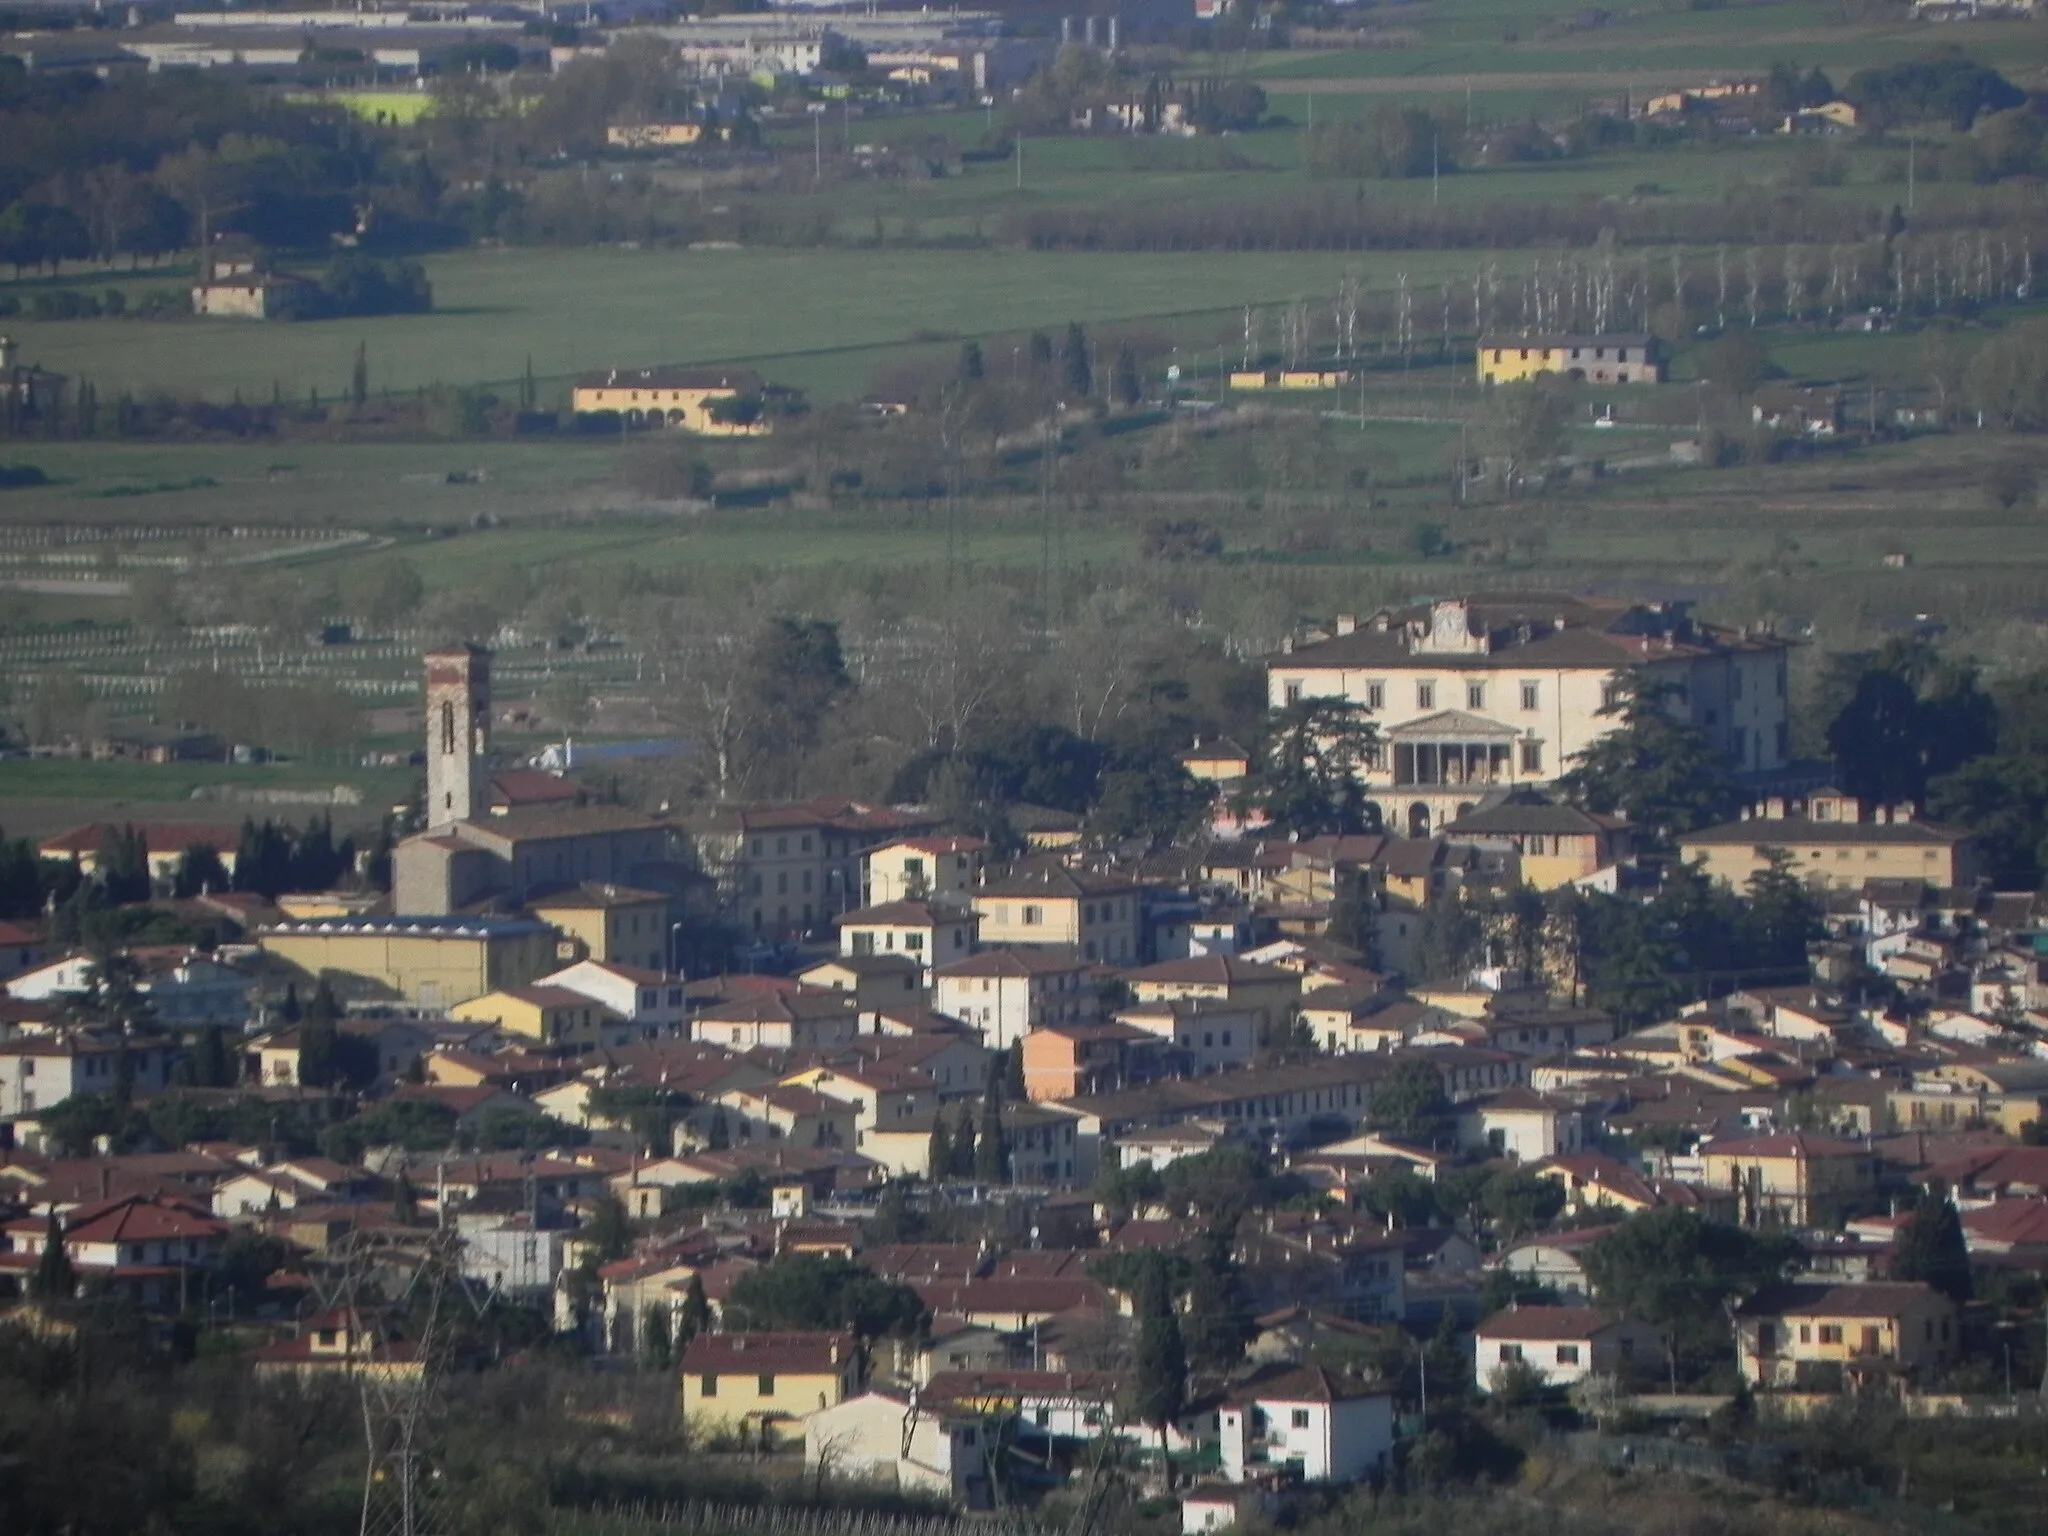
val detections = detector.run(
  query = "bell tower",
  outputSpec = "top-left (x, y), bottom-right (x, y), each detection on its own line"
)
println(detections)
top-left (424, 645), bottom-right (490, 826)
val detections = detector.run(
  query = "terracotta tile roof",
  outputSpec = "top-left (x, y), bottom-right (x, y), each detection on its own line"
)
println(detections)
top-left (39, 821), bottom-right (240, 856)
top-left (1476, 1305), bottom-right (1623, 1341)
top-left (1736, 1281), bottom-right (1946, 1319)
top-left (679, 1329), bottom-right (853, 1374)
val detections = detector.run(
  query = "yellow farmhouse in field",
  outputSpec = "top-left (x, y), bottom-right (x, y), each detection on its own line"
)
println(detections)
top-left (1477, 334), bottom-right (1664, 387)
top-left (572, 365), bottom-right (771, 435)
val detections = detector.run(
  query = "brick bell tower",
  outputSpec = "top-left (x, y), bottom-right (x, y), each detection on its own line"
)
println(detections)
top-left (424, 645), bottom-right (490, 826)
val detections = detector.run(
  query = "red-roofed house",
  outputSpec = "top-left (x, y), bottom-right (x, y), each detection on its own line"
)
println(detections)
top-left (680, 1330), bottom-right (860, 1434)
top-left (37, 822), bottom-right (241, 884)
top-left (1218, 1362), bottom-right (1396, 1484)
top-left (836, 901), bottom-right (977, 983)
top-left (0, 920), bottom-right (44, 982)
top-left (1, 1193), bottom-right (228, 1307)
top-left (863, 836), bottom-right (987, 909)
top-left (449, 985), bottom-right (634, 1051)
top-left (1475, 1306), bottom-right (1664, 1392)
top-left (1700, 1132), bottom-right (1879, 1224)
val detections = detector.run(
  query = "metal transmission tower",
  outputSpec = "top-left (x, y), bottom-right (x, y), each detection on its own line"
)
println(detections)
top-left (355, 1230), bottom-right (460, 1536)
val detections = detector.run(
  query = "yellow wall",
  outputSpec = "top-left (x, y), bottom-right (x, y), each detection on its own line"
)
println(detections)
top-left (681, 1363), bottom-right (854, 1431)
top-left (1477, 340), bottom-right (1661, 386)
top-left (607, 122), bottom-right (703, 147)
top-left (528, 894), bottom-right (667, 970)
top-left (258, 930), bottom-right (555, 1007)
top-left (973, 893), bottom-right (1139, 964)
top-left (570, 383), bottom-right (767, 436)
top-left (1682, 837), bottom-right (1969, 893)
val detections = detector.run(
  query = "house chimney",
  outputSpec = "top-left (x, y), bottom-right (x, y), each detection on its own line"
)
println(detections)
top-left (1894, 803), bottom-right (1915, 823)
top-left (99, 1165), bottom-right (111, 1200)
top-left (0, 336), bottom-right (15, 372)
top-left (1335, 614), bottom-right (1357, 636)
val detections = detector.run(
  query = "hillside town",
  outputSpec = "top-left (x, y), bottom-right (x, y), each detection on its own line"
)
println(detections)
top-left (3, 592), bottom-right (2047, 1528)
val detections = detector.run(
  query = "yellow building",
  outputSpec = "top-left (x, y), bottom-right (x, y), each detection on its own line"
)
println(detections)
top-left (680, 1330), bottom-right (859, 1437)
top-left (256, 916), bottom-right (558, 1009)
top-left (526, 883), bottom-right (671, 972)
top-left (1679, 796), bottom-right (1976, 893)
top-left (972, 869), bottom-right (1142, 964)
top-left (448, 985), bottom-right (633, 1051)
top-left (1733, 1281), bottom-right (1956, 1389)
top-left (1699, 1132), bottom-right (1878, 1226)
top-left (606, 122), bottom-right (704, 148)
top-left (1124, 955), bottom-right (1302, 1037)
top-left (571, 365), bottom-right (772, 435)
top-left (1229, 369), bottom-right (1352, 391)
top-left (862, 835), bottom-right (986, 907)
top-left (1476, 334), bottom-right (1663, 387)
top-left (1442, 791), bottom-right (1632, 891)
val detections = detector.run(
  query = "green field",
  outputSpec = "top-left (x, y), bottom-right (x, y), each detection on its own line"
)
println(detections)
top-left (1, 247), bottom-right (1508, 405)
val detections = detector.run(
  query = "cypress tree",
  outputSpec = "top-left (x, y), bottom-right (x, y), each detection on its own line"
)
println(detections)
top-left (951, 1101), bottom-right (977, 1179)
top-left (32, 1212), bottom-right (74, 1301)
top-left (975, 1070), bottom-right (1007, 1185)
top-left (928, 1115), bottom-right (952, 1183)
top-left (1128, 1251), bottom-right (1187, 1487)
top-left (678, 1272), bottom-right (711, 1345)
top-left (1893, 1187), bottom-right (1972, 1304)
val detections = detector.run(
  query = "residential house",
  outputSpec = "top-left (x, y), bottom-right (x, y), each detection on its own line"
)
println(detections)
top-left (1476, 334), bottom-right (1664, 387)
top-left (526, 883), bottom-right (672, 972)
top-left (536, 959), bottom-right (689, 1037)
top-left (1474, 1306), bottom-right (1665, 1391)
top-left (1732, 1281), bottom-right (1957, 1389)
top-left (1116, 998), bottom-right (1259, 1075)
top-left (836, 901), bottom-right (977, 983)
top-left (1217, 1364), bottom-right (1396, 1484)
top-left (804, 1390), bottom-right (992, 1508)
top-left (685, 798), bottom-right (937, 939)
top-left (1459, 1087), bottom-right (1583, 1162)
top-left (679, 1330), bottom-right (861, 1435)
top-left (1123, 956), bottom-right (1302, 1038)
top-left (932, 949), bottom-right (1098, 1052)
top-left (1267, 596), bottom-right (1789, 836)
top-left (708, 1084), bottom-right (857, 1150)
top-left (973, 869), bottom-right (1143, 964)
top-left (572, 365), bottom-right (774, 436)
top-left (36, 821), bottom-right (241, 885)
top-left (0, 1029), bottom-right (180, 1117)
top-left (1493, 1227), bottom-right (1616, 1302)
top-left (782, 1060), bottom-right (943, 1143)
top-left (1176, 735), bottom-right (1253, 787)
top-left (1021, 1021), bottom-right (1163, 1101)
top-left (1678, 794), bottom-right (1977, 893)
top-left (448, 986), bottom-right (634, 1052)
top-left (863, 836), bottom-right (986, 909)
top-left (1699, 1132), bottom-right (1879, 1225)
top-left (0, 920), bottom-right (43, 982)
top-left (1441, 791), bottom-right (1632, 890)
top-left (799, 954), bottom-right (925, 1013)
top-left (1053, 1058), bottom-right (1391, 1181)
top-left (0, 1193), bottom-right (227, 1308)
top-left (692, 989), bottom-right (863, 1051)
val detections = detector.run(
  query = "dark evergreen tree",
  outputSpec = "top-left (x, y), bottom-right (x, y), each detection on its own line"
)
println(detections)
top-left (975, 1069), bottom-right (1008, 1185)
top-left (1127, 1250), bottom-right (1188, 1486)
top-left (1892, 1188), bottom-right (1972, 1305)
top-left (950, 1101), bottom-right (977, 1179)
top-left (297, 977), bottom-right (340, 1089)
top-left (32, 1211), bottom-right (74, 1301)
